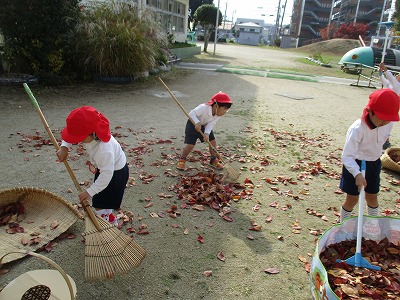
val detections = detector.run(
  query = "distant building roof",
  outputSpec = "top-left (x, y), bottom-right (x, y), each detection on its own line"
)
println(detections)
top-left (236, 22), bottom-right (263, 28)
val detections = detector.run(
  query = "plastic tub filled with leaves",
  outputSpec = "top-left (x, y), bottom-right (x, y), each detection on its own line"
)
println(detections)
top-left (310, 216), bottom-right (400, 299)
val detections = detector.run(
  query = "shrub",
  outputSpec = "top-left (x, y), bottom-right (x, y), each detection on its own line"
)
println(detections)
top-left (74, 0), bottom-right (167, 77)
top-left (0, 0), bottom-right (80, 79)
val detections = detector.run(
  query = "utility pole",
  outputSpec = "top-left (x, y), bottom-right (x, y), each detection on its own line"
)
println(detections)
top-left (213, 0), bottom-right (220, 55)
top-left (223, 2), bottom-right (227, 30)
top-left (275, 0), bottom-right (282, 40)
top-left (279, 0), bottom-right (287, 35)
top-left (354, 0), bottom-right (361, 24)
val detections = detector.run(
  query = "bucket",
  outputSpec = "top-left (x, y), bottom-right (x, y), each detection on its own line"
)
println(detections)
top-left (310, 216), bottom-right (400, 299)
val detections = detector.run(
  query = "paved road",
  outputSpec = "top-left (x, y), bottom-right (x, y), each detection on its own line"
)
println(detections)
top-left (176, 43), bottom-right (376, 86)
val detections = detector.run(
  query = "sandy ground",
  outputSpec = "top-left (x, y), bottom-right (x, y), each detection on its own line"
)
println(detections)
top-left (0, 43), bottom-right (399, 300)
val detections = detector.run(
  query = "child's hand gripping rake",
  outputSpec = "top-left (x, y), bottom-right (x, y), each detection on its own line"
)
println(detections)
top-left (336, 160), bottom-right (381, 271)
top-left (157, 77), bottom-right (239, 182)
top-left (23, 83), bottom-right (146, 281)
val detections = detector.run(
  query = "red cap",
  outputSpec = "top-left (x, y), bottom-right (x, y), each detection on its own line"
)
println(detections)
top-left (61, 106), bottom-right (111, 144)
top-left (365, 89), bottom-right (399, 121)
top-left (206, 91), bottom-right (232, 105)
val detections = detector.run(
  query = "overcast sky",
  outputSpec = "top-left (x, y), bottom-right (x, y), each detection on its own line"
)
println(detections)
top-left (213, 0), bottom-right (294, 25)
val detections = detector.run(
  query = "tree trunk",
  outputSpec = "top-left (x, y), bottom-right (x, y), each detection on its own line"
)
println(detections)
top-left (203, 26), bottom-right (210, 53)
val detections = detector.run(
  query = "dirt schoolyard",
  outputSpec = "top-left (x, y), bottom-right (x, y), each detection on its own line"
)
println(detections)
top-left (0, 43), bottom-right (399, 300)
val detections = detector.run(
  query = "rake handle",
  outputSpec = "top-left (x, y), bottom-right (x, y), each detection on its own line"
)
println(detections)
top-left (23, 83), bottom-right (101, 230)
top-left (157, 77), bottom-right (225, 164)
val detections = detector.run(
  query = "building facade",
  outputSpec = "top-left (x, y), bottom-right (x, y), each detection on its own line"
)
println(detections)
top-left (142, 0), bottom-right (189, 42)
top-left (291, 0), bottom-right (394, 47)
top-left (81, 0), bottom-right (189, 42)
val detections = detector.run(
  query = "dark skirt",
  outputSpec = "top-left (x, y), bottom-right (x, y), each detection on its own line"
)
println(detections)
top-left (92, 164), bottom-right (129, 209)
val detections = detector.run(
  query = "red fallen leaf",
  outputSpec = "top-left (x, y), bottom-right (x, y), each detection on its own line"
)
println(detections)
top-left (222, 215), bottom-right (233, 222)
top-left (21, 236), bottom-right (28, 245)
top-left (246, 233), bottom-right (254, 240)
top-left (29, 237), bottom-right (42, 245)
top-left (252, 204), bottom-right (260, 212)
top-left (203, 270), bottom-right (212, 277)
top-left (6, 227), bottom-right (18, 234)
top-left (265, 215), bottom-right (273, 223)
top-left (249, 225), bottom-right (262, 231)
top-left (217, 251), bottom-right (226, 262)
top-left (264, 267), bottom-right (279, 274)
top-left (192, 204), bottom-right (205, 211)
top-left (45, 241), bottom-right (56, 252)
top-left (304, 261), bottom-right (311, 273)
top-left (269, 201), bottom-right (279, 208)
top-left (144, 202), bottom-right (154, 208)
top-left (0, 268), bottom-right (11, 275)
top-left (126, 227), bottom-right (135, 233)
top-left (197, 235), bottom-right (205, 243)
top-left (171, 224), bottom-right (180, 228)
top-left (298, 255), bottom-right (307, 263)
top-left (137, 229), bottom-right (149, 235)
top-left (50, 220), bottom-right (59, 230)
top-left (244, 178), bottom-right (254, 185)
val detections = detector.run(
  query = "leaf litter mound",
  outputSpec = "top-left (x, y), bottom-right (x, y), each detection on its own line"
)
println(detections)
top-left (320, 238), bottom-right (400, 299)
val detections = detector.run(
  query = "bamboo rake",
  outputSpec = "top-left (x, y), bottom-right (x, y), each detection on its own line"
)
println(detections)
top-left (158, 77), bottom-right (239, 182)
top-left (23, 83), bottom-right (146, 281)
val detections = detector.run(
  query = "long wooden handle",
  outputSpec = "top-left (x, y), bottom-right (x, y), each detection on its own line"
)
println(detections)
top-left (23, 83), bottom-right (101, 230)
top-left (157, 77), bottom-right (225, 163)
top-left (0, 250), bottom-right (76, 300)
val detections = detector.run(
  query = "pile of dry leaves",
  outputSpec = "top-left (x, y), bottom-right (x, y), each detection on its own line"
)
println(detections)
top-left (172, 171), bottom-right (245, 221)
top-left (320, 238), bottom-right (400, 299)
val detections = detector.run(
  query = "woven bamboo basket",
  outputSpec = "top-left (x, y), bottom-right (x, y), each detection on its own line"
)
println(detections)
top-left (0, 250), bottom-right (77, 300)
top-left (0, 187), bottom-right (83, 264)
top-left (381, 147), bottom-right (400, 173)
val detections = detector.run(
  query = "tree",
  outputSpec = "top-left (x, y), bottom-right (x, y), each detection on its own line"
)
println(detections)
top-left (0, 0), bottom-right (80, 80)
top-left (320, 23), bottom-right (337, 40)
top-left (189, 0), bottom-right (213, 31)
top-left (333, 22), bottom-right (369, 40)
top-left (194, 4), bottom-right (222, 53)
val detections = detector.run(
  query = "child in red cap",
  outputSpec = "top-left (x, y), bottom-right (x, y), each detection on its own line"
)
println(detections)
top-left (378, 62), bottom-right (400, 149)
top-left (339, 88), bottom-right (400, 222)
top-left (57, 106), bottom-right (129, 225)
top-left (177, 91), bottom-right (232, 170)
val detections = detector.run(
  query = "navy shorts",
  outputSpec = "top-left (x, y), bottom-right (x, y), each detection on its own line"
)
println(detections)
top-left (339, 159), bottom-right (381, 195)
top-left (184, 120), bottom-right (215, 145)
top-left (92, 163), bottom-right (129, 209)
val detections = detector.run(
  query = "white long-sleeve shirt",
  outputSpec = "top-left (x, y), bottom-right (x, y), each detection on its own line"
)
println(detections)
top-left (380, 70), bottom-right (400, 95)
top-left (61, 136), bottom-right (126, 196)
top-left (188, 103), bottom-right (221, 135)
top-left (342, 118), bottom-right (393, 177)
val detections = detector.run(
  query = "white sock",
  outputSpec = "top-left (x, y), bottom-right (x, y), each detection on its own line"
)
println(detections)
top-left (367, 205), bottom-right (379, 217)
top-left (96, 209), bottom-right (113, 222)
top-left (340, 206), bottom-right (352, 222)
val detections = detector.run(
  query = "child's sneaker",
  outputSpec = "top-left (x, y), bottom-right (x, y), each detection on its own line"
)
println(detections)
top-left (97, 209), bottom-right (118, 226)
top-left (209, 159), bottom-right (223, 170)
top-left (108, 213), bottom-right (118, 226)
top-left (177, 158), bottom-right (186, 170)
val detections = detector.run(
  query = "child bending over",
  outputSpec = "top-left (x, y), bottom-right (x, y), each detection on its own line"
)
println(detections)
top-left (57, 106), bottom-right (129, 225)
top-left (177, 91), bottom-right (232, 170)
